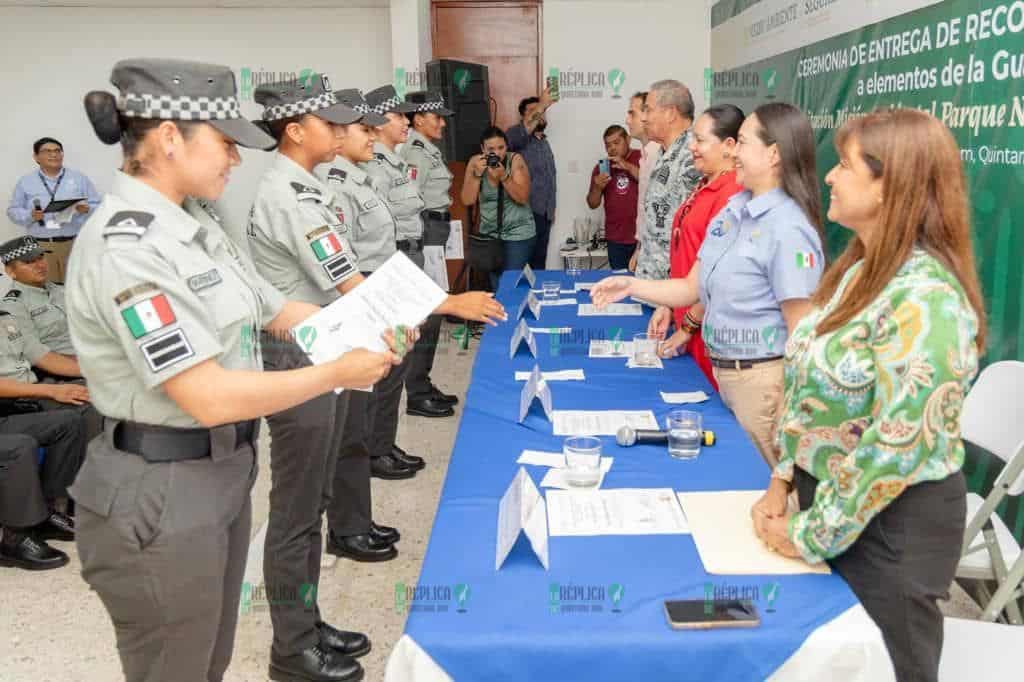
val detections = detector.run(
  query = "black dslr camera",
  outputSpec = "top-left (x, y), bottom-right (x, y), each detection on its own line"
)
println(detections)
top-left (485, 152), bottom-right (501, 168)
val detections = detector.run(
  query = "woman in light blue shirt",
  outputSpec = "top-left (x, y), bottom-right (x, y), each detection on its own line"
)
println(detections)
top-left (591, 103), bottom-right (825, 465)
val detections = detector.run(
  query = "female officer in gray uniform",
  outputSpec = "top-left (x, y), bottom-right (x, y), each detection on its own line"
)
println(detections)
top-left (401, 91), bottom-right (459, 417)
top-left (320, 89), bottom-right (506, 553)
top-left (68, 59), bottom-right (398, 682)
top-left (247, 78), bottom-right (393, 681)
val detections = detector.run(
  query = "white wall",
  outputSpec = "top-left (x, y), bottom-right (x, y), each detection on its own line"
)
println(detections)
top-left (0, 5), bottom-right (392, 246)
top-left (541, 0), bottom-right (710, 266)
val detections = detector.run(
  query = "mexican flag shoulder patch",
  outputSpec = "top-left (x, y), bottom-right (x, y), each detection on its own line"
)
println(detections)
top-left (310, 230), bottom-right (343, 262)
top-left (795, 251), bottom-right (815, 269)
top-left (121, 294), bottom-right (176, 339)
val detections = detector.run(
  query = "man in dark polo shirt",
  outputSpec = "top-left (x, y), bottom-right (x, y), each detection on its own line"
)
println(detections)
top-left (586, 125), bottom-right (640, 270)
top-left (507, 89), bottom-right (557, 270)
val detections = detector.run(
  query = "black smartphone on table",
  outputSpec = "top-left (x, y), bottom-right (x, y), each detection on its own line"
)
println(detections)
top-left (664, 599), bottom-right (760, 630)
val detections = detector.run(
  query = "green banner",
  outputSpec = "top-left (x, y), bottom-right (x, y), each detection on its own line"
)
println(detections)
top-left (711, 0), bottom-right (1024, 364)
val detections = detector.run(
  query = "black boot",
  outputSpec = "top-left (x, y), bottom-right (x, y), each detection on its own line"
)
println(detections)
top-left (370, 453), bottom-right (415, 480)
top-left (268, 643), bottom-right (363, 682)
top-left (33, 511), bottom-right (74, 542)
top-left (391, 445), bottom-right (425, 471)
top-left (326, 531), bottom-right (397, 562)
top-left (317, 621), bottom-right (371, 658)
top-left (0, 530), bottom-right (69, 571)
top-left (369, 521), bottom-right (400, 545)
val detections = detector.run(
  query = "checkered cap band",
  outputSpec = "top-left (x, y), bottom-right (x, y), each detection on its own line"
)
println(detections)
top-left (1, 238), bottom-right (41, 264)
top-left (372, 95), bottom-right (402, 115)
top-left (417, 100), bottom-right (447, 112)
top-left (352, 102), bottom-right (371, 115)
top-left (118, 92), bottom-right (241, 120)
top-left (262, 91), bottom-right (338, 122)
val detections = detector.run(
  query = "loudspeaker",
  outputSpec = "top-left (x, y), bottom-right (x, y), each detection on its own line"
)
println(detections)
top-left (425, 59), bottom-right (491, 162)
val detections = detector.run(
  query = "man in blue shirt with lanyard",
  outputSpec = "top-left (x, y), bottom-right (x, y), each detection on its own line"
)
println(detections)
top-left (6, 137), bottom-right (102, 283)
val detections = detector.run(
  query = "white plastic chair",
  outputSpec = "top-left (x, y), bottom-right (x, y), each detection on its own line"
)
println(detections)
top-left (939, 617), bottom-right (1024, 681)
top-left (957, 361), bottom-right (1024, 624)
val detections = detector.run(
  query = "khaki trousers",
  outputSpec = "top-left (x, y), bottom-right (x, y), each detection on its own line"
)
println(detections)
top-left (39, 238), bottom-right (74, 284)
top-left (712, 359), bottom-right (784, 468)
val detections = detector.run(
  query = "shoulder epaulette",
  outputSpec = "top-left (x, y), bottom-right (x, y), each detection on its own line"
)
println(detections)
top-left (290, 182), bottom-right (324, 202)
top-left (411, 139), bottom-right (425, 149)
top-left (327, 169), bottom-right (348, 183)
top-left (103, 210), bottom-right (154, 239)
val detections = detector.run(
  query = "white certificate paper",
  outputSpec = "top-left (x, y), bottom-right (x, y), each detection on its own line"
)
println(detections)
top-left (578, 303), bottom-right (643, 316)
top-left (547, 488), bottom-right (690, 536)
top-left (551, 410), bottom-right (658, 436)
top-left (292, 251), bottom-right (447, 363)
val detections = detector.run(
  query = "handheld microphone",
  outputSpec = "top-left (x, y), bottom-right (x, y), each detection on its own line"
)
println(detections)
top-left (616, 425), bottom-right (716, 448)
top-left (33, 198), bottom-right (44, 226)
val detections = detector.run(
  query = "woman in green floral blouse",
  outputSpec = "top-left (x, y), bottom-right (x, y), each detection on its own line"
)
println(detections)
top-left (752, 108), bottom-right (987, 682)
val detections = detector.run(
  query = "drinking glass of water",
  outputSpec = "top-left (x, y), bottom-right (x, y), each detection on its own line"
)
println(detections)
top-left (563, 436), bottom-right (602, 487)
top-left (666, 410), bottom-right (702, 460)
top-left (632, 333), bottom-right (659, 367)
top-left (541, 280), bottom-right (561, 302)
top-left (565, 254), bottom-right (588, 278)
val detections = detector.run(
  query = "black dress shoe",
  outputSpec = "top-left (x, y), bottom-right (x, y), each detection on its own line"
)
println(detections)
top-left (0, 534), bottom-right (69, 571)
top-left (317, 622), bottom-right (371, 658)
top-left (326, 532), bottom-right (397, 562)
top-left (406, 396), bottom-right (455, 418)
top-left (369, 521), bottom-right (400, 545)
top-left (34, 511), bottom-right (74, 542)
top-left (429, 385), bottom-right (459, 406)
top-left (370, 453), bottom-right (416, 480)
top-left (391, 445), bottom-right (425, 471)
top-left (269, 643), bottom-right (363, 682)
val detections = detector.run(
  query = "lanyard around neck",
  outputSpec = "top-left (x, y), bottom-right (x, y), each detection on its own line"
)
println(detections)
top-left (37, 169), bottom-right (66, 202)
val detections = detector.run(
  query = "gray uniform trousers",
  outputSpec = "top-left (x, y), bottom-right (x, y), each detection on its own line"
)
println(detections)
top-left (794, 468), bottom-right (966, 682)
top-left (403, 232), bottom-right (445, 399)
top-left (326, 387), bottom-right (372, 536)
top-left (368, 350), bottom-right (412, 460)
top-left (261, 335), bottom-right (351, 656)
top-left (73, 421), bottom-right (257, 682)
top-left (0, 409), bottom-right (85, 527)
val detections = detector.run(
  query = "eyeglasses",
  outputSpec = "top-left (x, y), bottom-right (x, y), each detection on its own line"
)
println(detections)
top-left (39, 148), bottom-right (63, 155)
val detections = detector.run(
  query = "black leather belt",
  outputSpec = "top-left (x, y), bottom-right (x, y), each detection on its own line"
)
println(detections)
top-left (709, 356), bottom-right (783, 370)
top-left (36, 236), bottom-right (74, 242)
top-left (109, 418), bottom-right (258, 462)
top-left (396, 238), bottom-right (423, 253)
top-left (423, 210), bottom-right (451, 221)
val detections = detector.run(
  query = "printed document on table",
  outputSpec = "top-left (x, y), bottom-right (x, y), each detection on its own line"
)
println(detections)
top-left (547, 488), bottom-right (690, 536)
top-left (516, 450), bottom-right (566, 467)
top-left (552, 410), bottom-right (658, 436)
top-left (578, 303), bottom-right (643, 316)
top-left (514, 369), bottom-right (585, 381)
top-left (661, 391), bottom-right (710, 404)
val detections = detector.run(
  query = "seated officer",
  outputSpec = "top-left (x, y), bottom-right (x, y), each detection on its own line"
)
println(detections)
top-left (0, 412), bottom-right (87, 570)
top-left (1, 237), bottom-right (77, 361)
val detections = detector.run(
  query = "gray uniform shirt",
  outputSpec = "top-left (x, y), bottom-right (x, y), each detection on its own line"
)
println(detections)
top-left (0, 311), bottom-right (47, 383)
top-left (1, 280), bottom-right (75, 357)
top-left (64, 172), bottom-right (286, 427)
top-left (321, 155), bottom-right (397, 273)
top-left (248, 153), bottom-right (360, 306)
top-left (361, 142), bottom-right (424, 243)
top-left (401, 129), bottom-right (452, 211)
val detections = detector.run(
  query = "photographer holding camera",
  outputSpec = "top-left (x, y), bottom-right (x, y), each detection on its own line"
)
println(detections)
top-left (461, 127), bottom-right (536, 289)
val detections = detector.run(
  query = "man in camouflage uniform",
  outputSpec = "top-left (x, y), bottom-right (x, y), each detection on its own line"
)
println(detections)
top-left (635, 79), bottom-right (702, 280)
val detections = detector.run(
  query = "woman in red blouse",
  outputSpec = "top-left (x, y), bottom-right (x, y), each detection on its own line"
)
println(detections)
top-left (648, 104), bottom-right (746, 388)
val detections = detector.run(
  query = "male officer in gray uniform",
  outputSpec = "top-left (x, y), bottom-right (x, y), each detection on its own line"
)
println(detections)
top-left (401, 90), bottom-right (458, 418)
top-left (0, 414), bottom-right (86, 571)
top-left (248, 77), bottom-right (394, 679)
top-left (1, 236), bottom-right (75, 358)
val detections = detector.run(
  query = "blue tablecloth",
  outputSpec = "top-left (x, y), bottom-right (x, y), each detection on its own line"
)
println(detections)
top-left (403, 270), bottom-right (859, 681)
